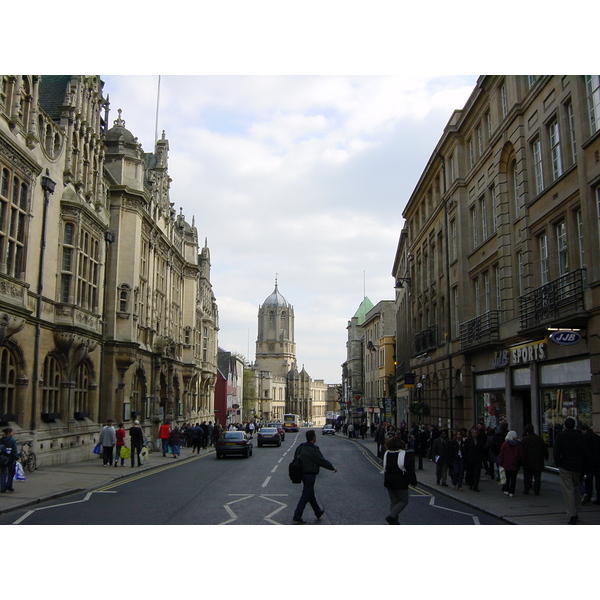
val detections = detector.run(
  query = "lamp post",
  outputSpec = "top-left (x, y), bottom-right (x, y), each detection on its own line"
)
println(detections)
top-left (31, 170), bottom-right (56, 434)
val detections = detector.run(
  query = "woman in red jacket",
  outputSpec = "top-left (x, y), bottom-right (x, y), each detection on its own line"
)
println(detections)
top-left (498, 430), bottom-right (525, 497)
top-left (159, 422), bottom-right (171, 457)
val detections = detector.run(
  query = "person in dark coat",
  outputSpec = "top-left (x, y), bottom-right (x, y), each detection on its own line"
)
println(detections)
top-left (0, 427), bottom-right (19, 492)
top-left (553, 417), bottom-right (588, 524)
top-left (431, 429), bottom-right (450, 486)
top-left (450, 431), bottom-right (466, 491)
top-left (169, 426), bottom-right (183, 457)
top-left (580, 424), bottom-right (600, 504)
top-left (381, 436), bottom-right (417, 524)
top-left (521, 424), bottom-right (548, 495)
top-left (498, 430), bottom-right (524, 497)
top-left (464, 427), bottom-right (485, 491)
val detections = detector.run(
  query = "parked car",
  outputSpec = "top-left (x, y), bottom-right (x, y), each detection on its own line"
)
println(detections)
top-left (257, 427), bottom-right (282, 447)
top-left (268, 422), bottom-right (286, 441)
top-left (215, 431), bottom-right (253, 458)
top-left (322, 425), bottom-right (336, 435)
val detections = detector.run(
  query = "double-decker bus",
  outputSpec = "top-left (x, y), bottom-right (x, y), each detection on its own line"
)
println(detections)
top-left (283, 414), bottom-right (301, 432)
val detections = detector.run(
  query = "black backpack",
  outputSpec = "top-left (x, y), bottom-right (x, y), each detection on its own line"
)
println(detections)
top-left (289, 444), bottom-right (305, 484)
top-left (0, 439), bottom-right (11, 467)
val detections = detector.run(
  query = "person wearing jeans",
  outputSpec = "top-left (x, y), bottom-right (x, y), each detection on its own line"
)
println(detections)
top-left (292, 430), bottom-right (337, 524)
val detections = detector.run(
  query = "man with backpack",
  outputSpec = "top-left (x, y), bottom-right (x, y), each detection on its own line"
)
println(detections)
top-left (1, 427), bottom-right (19, 492)
top-left (292, 430), bottom-right (337, 524)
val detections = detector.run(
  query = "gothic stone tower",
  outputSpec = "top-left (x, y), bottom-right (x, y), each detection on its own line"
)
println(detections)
top-left (255, 281), bottom-right (296, 378)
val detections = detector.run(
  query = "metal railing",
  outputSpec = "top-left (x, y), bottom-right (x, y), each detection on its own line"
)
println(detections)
top-left (459, 310), bottom-right (500, 350)
top-left (519, 269), bottom-right (586, 330)
top-left (414, 324), bottom-right (438, 355)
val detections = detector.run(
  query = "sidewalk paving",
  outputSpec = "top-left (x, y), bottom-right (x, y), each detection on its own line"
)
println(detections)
top-left (350, 435), bottom-right (600, 525)
top-left (2, 437), bottom-right (599, 525)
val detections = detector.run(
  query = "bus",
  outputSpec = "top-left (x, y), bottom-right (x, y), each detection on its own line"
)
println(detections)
top-left (283, 414), bottom-right (301, 432)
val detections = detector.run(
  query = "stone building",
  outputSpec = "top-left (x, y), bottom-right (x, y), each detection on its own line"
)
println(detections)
top-left (0, 75), bottom-right (218, 466)
top-left (393, 75), bottom-right (600, 447)
top-left (252, 280), bottom-right (331, 426)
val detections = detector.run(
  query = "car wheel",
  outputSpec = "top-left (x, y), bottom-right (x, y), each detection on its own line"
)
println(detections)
top-left (277, 441), bottom-right (281, 447)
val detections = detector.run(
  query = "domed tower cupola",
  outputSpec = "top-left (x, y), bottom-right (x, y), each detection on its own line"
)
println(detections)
top-left (255, 278), bottom-right (297, 378)
top-left (103, 108), bottom-right (145, 189)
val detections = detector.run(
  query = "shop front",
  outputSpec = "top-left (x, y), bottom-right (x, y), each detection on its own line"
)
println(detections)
top-left (472, 335), bottom-right (591, 451)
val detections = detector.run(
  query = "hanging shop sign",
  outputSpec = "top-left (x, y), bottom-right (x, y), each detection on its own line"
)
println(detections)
top-left (549, 330), bottom-right (582, 346)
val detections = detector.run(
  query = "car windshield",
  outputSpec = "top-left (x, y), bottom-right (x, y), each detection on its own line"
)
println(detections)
top-left (260, 428), bottom-right (277, 434)
top-left (223, 432), bottom-right (244, 439)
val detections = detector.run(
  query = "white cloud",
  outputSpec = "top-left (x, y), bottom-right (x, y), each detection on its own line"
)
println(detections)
top-left (102, 74), bottom-right (478, 381)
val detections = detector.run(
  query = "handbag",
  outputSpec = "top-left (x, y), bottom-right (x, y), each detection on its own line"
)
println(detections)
top-left (498, 466), bottom-right (507, 485)
top-left (14, 461), bottom-right (26, 481)
top-left (119, 446), bottom-right (131, 460)
top-left (93, 443), bottom-right (101, 455)
top-left (289, 445), bottom-right (304, 484)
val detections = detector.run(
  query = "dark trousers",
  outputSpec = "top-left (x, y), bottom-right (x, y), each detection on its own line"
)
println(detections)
top-left (0, 462), bottom-right (16, 491)
top-left (102, 445), bottom-right (114, 466)
top-left (503, 469), bottom-right (518, 495)
top-left (131, 442), bottom-right (143, 466)
top-left (583, 466), bottom-right (600, 499)
top-left (161, 438), bottom-right (169, 456)
top-left (523, 469), bottom-right (542, 494)
top-left (452, 458), bottom-right (465, 488)
top-left (466, 460), bottom-right (482, 490)
top-left (293, 473), bottom-right (321, 520)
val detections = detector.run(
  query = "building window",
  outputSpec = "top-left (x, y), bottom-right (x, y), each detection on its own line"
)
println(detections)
top-left (76, 228), bottom-right (100, 311)
top-left (483, 271), bottom-right (490, 312)
top-left (0, 168), bottom-right (29, 279)
top-left (474, 277), bottom-right (481, 315)
top-left (586, 75), bottom-right (600, 134)
top-left (486, 110), bottom-right (492, 139)
top-left (556, 220), bottom-right (568, 276)
top-left (576, 208), bottom-right (585, 270)
top-left (480, 195), bottom-right (488, 240)
top-left (468, 137), bottom-right (474, 167)
top-left (118, 284), bottom-right (131, 313)
top-left (532, 138), bottom-right (544, 195)
top-left (477, 125), bottom-right (483, 156)
top-left (73, 362), bottom-right (90, 417)
top-left (566, 101), bottom-right (577, 164)
top-left (517, 252), bottom-right (525, 296)
top-left (495, 264), bottom-right (501, 310)
top-left (491, 184), bottom-right (498, 232)
top-left (449, 153), bottom-right (455, 182)
top-left (41, 355), bottom-right (61, 415)
top-left (549, 119), bottom-right (563, 180)
top-left (0, 347), bottom-right (17, 422)
top-left (528, 76), bottom-right (537, 88)
top-left (453, 285), bottom-right (459, 338)
top-left (508, 159), bottom-right (519, 217)
top-left (451, 218), bottom-right (457, 261)
top-left (540, 233), bottom-right (549, 285)
top-left (61, 222), bottom-right (75, 303)
top-left (501, 83), bottom-right (508, 118)
top-left (471, 206), bottom-right (478, 249)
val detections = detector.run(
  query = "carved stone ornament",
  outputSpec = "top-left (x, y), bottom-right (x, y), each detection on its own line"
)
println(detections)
top-left (0, 313), bottom-right (25, 345)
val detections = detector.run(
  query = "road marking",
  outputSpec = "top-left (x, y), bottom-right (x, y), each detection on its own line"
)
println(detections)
top-left (219, 494), bottom-right (255, 525)
top-left (271, 465), bottom-right (278, 473)
top-left (11, 490), bottom-right (116, 525)
top-left (261, 494), bottom-right (288, 525)
top-left (262, 476), bottom-right (271, 487)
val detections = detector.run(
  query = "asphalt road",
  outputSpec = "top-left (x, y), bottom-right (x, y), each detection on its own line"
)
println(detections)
top-left (2, 432), bottom-right (504, 525)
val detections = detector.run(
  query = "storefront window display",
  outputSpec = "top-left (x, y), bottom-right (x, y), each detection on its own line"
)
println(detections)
top-left (541, 386), bottom-right (591, 448)
top-left (476, 391), bottom-right (507, 429)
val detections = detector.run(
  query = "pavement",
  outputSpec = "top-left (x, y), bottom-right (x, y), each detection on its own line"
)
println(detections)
top-left (2, 435), bottom-right (599, 525)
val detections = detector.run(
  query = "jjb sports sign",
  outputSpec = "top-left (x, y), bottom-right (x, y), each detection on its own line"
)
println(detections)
top-left (549, 330), bottom-right (582, 346)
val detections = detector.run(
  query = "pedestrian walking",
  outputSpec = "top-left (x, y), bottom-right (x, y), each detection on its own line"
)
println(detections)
top-left (553, 417), bottom-right (588, 524)
top-left (580, 424), bottom-right (600, 505)
top-left (129, 420), bottom-right (144, 467)
top-left (498, 430), bottom-right (524, 497)
top-left (375, 425), bottom-right (386, 459)
top-left (169, 426), bottom-right (183, 457)
top-left (464, 427), bottom-right (485, 491)
top-left (381, 436), bottom-right (417, 524)
top-left (431, 429), bottom-right (450, 486)
top-left (521, 424), bottom-right (548, 495)
top-left (0, 427), bottom-right (19, 493)
top-left (159, 421), bottom-right (171, 456)
top-left (114, 423), bottom-right (127, 467)
top-left (292, 430), bottom-right (337, 524)
top-left (99, 419), bottom-right (117, 466)
top-left (450, 431), bottom-right (466, 490)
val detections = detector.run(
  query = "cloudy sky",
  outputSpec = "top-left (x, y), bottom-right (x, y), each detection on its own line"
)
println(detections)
top-left (101, 74), bottom-right (477, 382)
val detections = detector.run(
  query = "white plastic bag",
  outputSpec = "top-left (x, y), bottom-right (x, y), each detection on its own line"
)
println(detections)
top-left (14, 461), bottom-right (26, 482)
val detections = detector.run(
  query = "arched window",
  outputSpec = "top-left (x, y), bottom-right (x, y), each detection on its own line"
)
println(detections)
top-left (41, 355), bottom-right (62, 415)
top-left (0, 347), bottom-right (17, 421)
top-left (0, 171), bottom-right (29, 279)
top-left (73, 362), bottom-right (90, 416)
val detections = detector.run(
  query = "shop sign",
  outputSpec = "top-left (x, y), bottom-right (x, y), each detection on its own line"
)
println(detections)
top-left (492, 340), bottom-right (547, 368)
top-left (549, 330), bottom-right (582, 346)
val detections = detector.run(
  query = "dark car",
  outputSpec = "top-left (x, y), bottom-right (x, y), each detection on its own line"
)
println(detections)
top-left (257, 427), bottom-right (281, 447)
top-left (322, 425), bottom-right (335, 435)
top-left (215, 431), bottom-right (253, 458)
top-left (268, 423), bottom-right (286, 441)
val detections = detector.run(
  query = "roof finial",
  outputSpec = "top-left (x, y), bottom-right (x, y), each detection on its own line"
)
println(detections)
top-left (275, 273), bottom-right (278, 288)
top-left (114, 108), bottom-right (125, 128)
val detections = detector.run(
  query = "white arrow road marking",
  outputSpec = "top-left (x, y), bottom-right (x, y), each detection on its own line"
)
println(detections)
top-left (219, 494), bottom-right (255, 525)
top-left (261, 494), bottom-right (288, 525)
top-left (424, 494), bottom-right (482, 524)
top-left (12, 490), bottom-right (116, 525)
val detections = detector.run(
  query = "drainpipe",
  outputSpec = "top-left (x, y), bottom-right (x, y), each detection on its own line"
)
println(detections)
top-left (31, 170), bottom-right (56, 433)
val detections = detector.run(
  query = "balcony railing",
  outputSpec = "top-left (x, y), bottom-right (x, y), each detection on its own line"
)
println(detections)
top-left (519, 269), bottom-right (586, 330)
top-left (414, 324), bottom-right (438, 355)
top-left (459, 310), bottom-right (500, 350)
